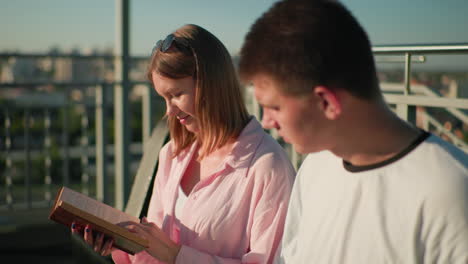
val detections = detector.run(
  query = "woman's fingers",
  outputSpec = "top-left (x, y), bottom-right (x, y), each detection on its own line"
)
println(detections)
top-left (119, 221), bottom-right (147, 235)
top-left (84, 224), bottom-right (94, 246)
top-left (71, 221), bottom-right (79, 235)
top-left (100, 238), bottom-right (115, 256)
top-left (94, 232), bottom-right (104, 252)
top-left (142, 222), bottom-right (174, 246)
top-left (70, 222), bottom-right (111, 255)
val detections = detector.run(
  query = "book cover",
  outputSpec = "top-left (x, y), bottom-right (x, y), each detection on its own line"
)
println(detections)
top-left (49, 186), bottom-right (149, 255)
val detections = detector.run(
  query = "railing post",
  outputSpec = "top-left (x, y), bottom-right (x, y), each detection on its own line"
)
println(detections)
top-left (245, 85), bottom-right (261, 121)
top-left (44, 108), bottom-right (52, 203)
top-left (81, 106), bottom-right (90, 196)
top-left (61, 85), bottom-right (70, 187)
top-left (114, 0), bottom-right (131, 210)
top-left (5, 108), bottom-right (14, 209)
top-left (24, 108), bottom-right (32, 209)
top-left (421, 109), bottom-right (430, 131)
top-left (96, 84), bottom-right (109, 203)
top-left (142, 84), bottom-right (154, 148)
top-left (289, 146), bottom-right (300, 171)
top-left (404, 53), bottom-right (412, 96)
top-left (396, 53), bottom-right (417, 124)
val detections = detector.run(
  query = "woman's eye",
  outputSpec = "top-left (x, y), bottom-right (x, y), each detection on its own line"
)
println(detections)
top-left (173, 92), bottom-right (182, 97)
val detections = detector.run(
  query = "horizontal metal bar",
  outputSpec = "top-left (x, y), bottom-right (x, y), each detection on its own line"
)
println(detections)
top-left (3, 97), bottom-right (163, 111)
top-left (381, 82), bottom-right (468, 124)
top-left (2, 43), bottom-right (467, 61)
top-left (6, 142), bottom-right (145, 161)
top-left (375, 55), bottom-right (426, 63)
top-left (384, 94), bottom-right (468, 109)
top-left (4, 101), bottom-right (110, 109)
top-left (373, 43), bottom-right (468, 55)
top-left (0, 81), bottom-right (149, 88)
top-left (0, 52), bottom-right (149, 60)
top-left (0, 200), bottom-right (52, 211)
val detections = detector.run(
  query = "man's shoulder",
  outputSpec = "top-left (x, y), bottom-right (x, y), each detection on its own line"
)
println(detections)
top-left (400, 134), bottom-right (468, 199)
top-left (415, 134), bottom-right (468, 173)
top-left (295, 151), bottom-right (342, 179)
top-left (301, 151), bottom-right (339, 167)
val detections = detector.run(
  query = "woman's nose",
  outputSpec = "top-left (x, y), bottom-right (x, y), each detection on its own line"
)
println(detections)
top-left (166, 102), bottom-right (178, 117)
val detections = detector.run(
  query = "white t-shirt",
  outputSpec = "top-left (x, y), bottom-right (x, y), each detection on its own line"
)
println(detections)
top-left (276, 133), bottom-right (468, 264)
top-left (175, 185), bottom-right (188, 219)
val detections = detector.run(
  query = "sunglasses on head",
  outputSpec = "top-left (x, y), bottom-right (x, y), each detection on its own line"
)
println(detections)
top-left (152, 34), bottom-right (192, 55)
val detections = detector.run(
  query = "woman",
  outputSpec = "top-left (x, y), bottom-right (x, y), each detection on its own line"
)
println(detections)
top-left (77, 24), bottom-right (295, 264)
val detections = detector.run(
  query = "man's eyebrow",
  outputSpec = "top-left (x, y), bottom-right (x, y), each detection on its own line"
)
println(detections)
top-left (260, 102), bottom-right (278, 109)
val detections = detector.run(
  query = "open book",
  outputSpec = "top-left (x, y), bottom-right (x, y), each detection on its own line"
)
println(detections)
top-left (49, 186), bottom-right (149, 255)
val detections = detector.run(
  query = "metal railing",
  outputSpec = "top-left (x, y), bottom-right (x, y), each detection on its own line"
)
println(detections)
top-left (245, 44), bottom-right (468, 167)
top-left (0, 52), bottom-right (162, 211)
top-left (2, 44), bottom-right (468, 211)
top-left (1, 82), bottom-right (162, 210)
top-left (373, 44), bottom-right (468, 153)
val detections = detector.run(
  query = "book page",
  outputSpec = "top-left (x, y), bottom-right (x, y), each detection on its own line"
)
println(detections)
top-left (60, 187), bottom-right (139, 225)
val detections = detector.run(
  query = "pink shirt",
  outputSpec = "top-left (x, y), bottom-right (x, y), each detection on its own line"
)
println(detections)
top-left (113, 117), bottom-right (295, 264)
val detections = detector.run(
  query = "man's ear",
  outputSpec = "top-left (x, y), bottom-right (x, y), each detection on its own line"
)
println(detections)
top-left (313, 86), bottom-right (342, 120)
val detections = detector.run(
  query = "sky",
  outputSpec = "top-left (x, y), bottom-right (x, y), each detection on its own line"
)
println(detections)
top-left (1, 0), bottom-right (468, 58)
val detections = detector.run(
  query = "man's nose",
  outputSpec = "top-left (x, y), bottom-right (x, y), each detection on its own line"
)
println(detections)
top-left (261, 110), bottom-right (279, 130)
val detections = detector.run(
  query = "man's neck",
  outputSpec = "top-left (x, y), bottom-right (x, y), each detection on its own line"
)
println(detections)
top-left (330, 103), bottom-right (422, 166)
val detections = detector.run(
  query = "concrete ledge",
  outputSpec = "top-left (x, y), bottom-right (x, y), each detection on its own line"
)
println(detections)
top-left (0, 208), bottom-right (112, 263)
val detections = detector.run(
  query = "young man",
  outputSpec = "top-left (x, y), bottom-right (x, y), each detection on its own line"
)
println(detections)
top-left (239, 0), bottom-right (468, 263)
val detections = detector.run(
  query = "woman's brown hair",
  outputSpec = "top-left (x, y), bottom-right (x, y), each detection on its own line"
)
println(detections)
top-left (148, 24), bottom-right (249, 158)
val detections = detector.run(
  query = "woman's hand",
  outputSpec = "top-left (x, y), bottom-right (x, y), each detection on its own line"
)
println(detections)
top-left (119, 217), bottom-right (181, 264)
top-left (71, 221), bottom-right (114, 256)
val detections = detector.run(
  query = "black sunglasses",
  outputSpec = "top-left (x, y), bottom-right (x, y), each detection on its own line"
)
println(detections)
top-left (152, 34), bottom-right (192, 55)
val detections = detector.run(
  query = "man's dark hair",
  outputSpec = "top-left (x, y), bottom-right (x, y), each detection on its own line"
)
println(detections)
top-left (239, 0), bottom-right (380, 100)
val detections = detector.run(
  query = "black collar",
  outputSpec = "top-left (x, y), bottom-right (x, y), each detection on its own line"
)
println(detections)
top-left (343, 130), bottom-right (430, 173)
